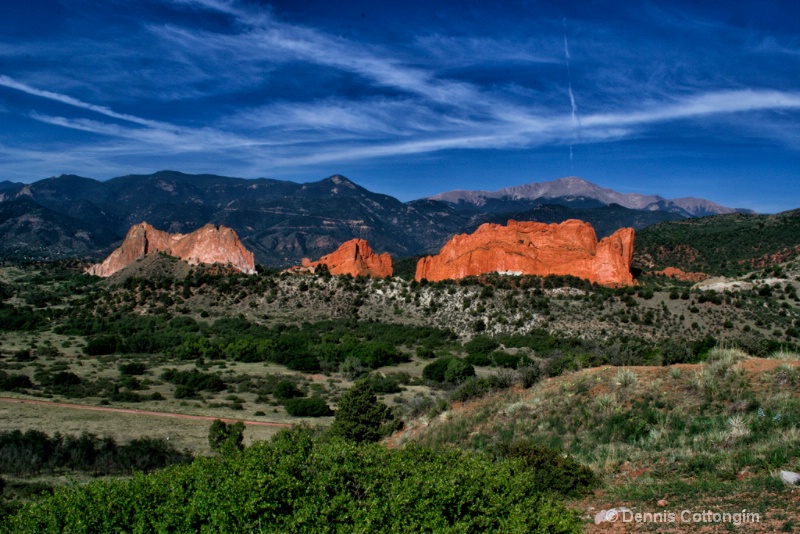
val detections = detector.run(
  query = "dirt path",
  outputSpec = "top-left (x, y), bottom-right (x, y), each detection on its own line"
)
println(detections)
top-left (0, 396), bottom-right (292, 428)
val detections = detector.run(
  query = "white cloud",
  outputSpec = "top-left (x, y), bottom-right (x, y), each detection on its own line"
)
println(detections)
top-left (0, 75), bottom-right (169, 129)
top-left (581, 90), bottom-right (800, 129)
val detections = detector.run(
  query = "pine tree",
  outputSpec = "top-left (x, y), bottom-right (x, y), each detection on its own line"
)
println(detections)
top-left (329, 381), bottom-right (395, 443)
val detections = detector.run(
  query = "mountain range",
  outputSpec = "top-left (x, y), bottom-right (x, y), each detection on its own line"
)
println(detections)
top-left (429, 176), bottom-right (753, 218)
top-left (0, 171), bottom-right (751, 265)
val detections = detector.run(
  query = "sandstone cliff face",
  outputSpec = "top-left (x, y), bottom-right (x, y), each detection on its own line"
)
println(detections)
top-left (415, 219), bottom-right (634, 286)
top-left (87, 222), bottom-right (255, 277)
top-left (302, 239), bottom-right (392, 278)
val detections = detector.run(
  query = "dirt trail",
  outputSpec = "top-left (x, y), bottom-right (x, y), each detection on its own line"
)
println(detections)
top-left (0, 396), bottom-right (291, 428)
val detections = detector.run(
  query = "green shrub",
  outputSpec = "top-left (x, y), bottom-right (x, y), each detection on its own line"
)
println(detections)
top-left (464, 336), bottom-right (500, 356)
top-left (497, 441), bottom-right (600, 498)
top-left (284, 397), bottom-right (332, 417)
top-left (0, 429), bottom-right (191, 476)
top-left (363, 373), bottom-right (402, 394)
top-left (2, 428), bottom-right (582, 533)
top-left (518, 363), bottom-right (544, 389)
top-left (0, 372), bottom-right (33, 392)
top-left (160, 369), bottom-right (225, 399)
top-left (415, 346), bottom-right (435, 359)
top-left (0, 305), bottom-right (45, 331)
top-left (660, 339), bottom-right (695, 365)
top-left (329, 382), bottom-right (394, 442)
top-left (444, 358), bottom-right (475, 384)
top-left (489, 351), bottom-right (531, 369)
top-left (51, 372), bottom-right (81, 387)
top-left (464, 353), bottom-right (491, 366)
top-left (173, 384), bottom-right (195, 399)
top-left (273, 380), bottom-right (303, 401)
top-left (208, 420), bottom-right (244, 453)
top-left (284, 354), bottom-right (322, 372)
top-left (12, 350), bottom-right (34, 362)
top-left (84, 335), bottom-right (117, 356)
top-left (422, 357), bottom-right (455, 383)
top-left (637, 289), bottom-right (654, 300)
top-left (118, 362), bottom-right (146, 376)
top-left (450, 377), bottom-right (495, 402)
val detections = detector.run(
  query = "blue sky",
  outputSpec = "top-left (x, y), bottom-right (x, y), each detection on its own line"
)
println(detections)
top-left (1, 0), bottom-right (799, 212)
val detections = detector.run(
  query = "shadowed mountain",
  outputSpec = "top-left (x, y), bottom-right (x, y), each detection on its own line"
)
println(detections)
top-left (0, 172), bottom-right (468, 265)
top-left (0, 180), bottom-right (22, 193)
top-left (0, 198), bottom-right (118, 260)
top-left (0, 171), bottom-right (759, 267)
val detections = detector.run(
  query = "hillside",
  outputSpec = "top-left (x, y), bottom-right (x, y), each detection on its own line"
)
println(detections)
top-left (394, 348), bottom-right (800, 532)
top-left (634, 209), bottom-right (800, 276)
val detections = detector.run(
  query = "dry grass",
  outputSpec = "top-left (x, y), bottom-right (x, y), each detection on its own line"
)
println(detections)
top-left (0, 347), bottom-right (454, 456)
top-left (771, 349), bottom-right (800, 361)
top-left (706, 346), bottom-right (750, 366)
top-left (614, 368), bottom-right (638, 389)
top-left (0, 400), bottom-right (283, 455)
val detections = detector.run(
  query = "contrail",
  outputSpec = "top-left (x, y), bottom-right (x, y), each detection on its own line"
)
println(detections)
top-left (568, 83), bottom-right (579, 128)
top-left (563, 19), bottom-right (581, 162)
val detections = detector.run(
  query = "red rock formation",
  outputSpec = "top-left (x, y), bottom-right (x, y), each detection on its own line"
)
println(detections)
top-left (415, 219), bottom-right (634, 286)
top-left (302, 239), bottom-right (392, 278)
top-left (652, 267), bottom-right (709, 282)
top-left (87, 222), bottom-right (255, 277)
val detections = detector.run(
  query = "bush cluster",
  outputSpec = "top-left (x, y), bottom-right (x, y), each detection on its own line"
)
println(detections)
top-left (283, 397), bottom-right (333, 417)
top-left (0, 429), bottom-right (191, 477)
top-left (422, 357), bottom-right (475, 384)
top-left (159, 369), bottom-right (226, 399)
top-left (57, 313), bottom-right (452, 372)
top-left (0, 372), bottom-right (33, 392)
top-left (2, 428), bottom-right (582, 533)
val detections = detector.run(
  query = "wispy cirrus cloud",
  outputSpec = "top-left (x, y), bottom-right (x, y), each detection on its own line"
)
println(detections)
top-left (0, 75), bottom-right (166, 128)
top-left (158, 0), bottom-right (548, 122)
top-left (162, 0), bottom-right (800, 139)
top-left (581, 90), bottom-right (800, 129)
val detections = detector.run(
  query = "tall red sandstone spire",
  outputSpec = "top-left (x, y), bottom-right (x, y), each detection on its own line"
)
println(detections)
top-left (302, 238), bottom-right (392, 278)
top-left (87, 222), bottom-right (256, 277)
top-left (415, 219), bottom-right (634, 286)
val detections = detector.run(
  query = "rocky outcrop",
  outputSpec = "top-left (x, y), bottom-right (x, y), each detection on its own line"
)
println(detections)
top-left (652, 266), bottom-right (708, 282)
top-left (302, 239), bottom-right (392, 278)
top-left (87, 222), bottom-right (255, 277)
top-left (415, 219), bottom-right (634, 286)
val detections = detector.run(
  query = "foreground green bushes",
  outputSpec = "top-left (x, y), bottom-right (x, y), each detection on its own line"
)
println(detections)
top-left (2, 428), bottom-right (583, 533)
top-left (0, 430), bottom-right (191, 477)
